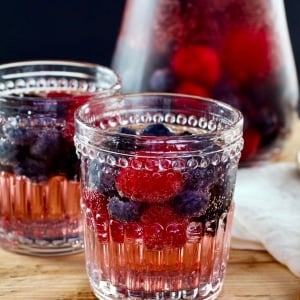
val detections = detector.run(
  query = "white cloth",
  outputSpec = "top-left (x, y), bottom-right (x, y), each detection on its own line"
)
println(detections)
top-left (231, 162), bottom-right (300, 277)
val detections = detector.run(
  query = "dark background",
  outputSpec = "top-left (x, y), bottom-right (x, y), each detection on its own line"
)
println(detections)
top-left (0, 1), bottom-right (299, 85)
top-left (0, 1), bottom-right (126, 66)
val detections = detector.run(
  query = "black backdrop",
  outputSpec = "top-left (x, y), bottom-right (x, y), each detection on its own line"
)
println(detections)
top-left (0, 1), bottom-right (299, 86)
top-left (0, 1), bottom-right (125, 66)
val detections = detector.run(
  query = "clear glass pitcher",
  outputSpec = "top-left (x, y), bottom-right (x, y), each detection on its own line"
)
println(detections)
top-left (112, 0), bottom-right (299, 166)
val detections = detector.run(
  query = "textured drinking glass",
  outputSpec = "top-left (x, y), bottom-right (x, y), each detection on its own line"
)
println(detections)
top-left (0, 60), bottom-right (121, 256)
top-left (112, 0), bottom-right (299, 166)
top-left (75, 93), bottom-right (243, 299)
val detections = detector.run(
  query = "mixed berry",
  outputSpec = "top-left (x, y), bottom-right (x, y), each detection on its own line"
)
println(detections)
top-left (82, 123), bottom-right (235, 250)
top-left (0, 92), bottom-right (89, 182)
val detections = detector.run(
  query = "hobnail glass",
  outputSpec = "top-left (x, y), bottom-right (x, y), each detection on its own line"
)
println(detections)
top-left (0, 60), bottom-right (121, 256)
top-left (75, 93), bottom-right (243, 299)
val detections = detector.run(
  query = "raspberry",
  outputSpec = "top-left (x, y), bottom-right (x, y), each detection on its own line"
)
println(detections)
top-left (141, 204), bottom-right (187, 249)
top-left (82, 189), bottom-right (109, 220)
top-left (172, 94), bottom-right (207, 114)
top-left (46, 91), bottom-right (91, 142)
top-left (143, 223), bottom-right (165, 250)
top-left (171, 45), bottom-right (220, 88)
top-left (61, 123), bottom-right (75, 142)
top-left (165, 223), bottom-right (187, 248)
top-left (107, 196), bottom-right (145, 222)
top-left (95, 215), bottom-right (110, 243)
top-left (115, 157), bottom-right (184, 203)
top-left (241, 126), bottom-right (261, 161)
top-left (145, 143), bottom-right (188, 153)
top-left (222, 27), bottom-right (275, 84)
top-left (82, 189), bottom-right (109, 242)
top-left (109, 219), bottom-right (125, 243)
top-left (125, 222), bottom-right (143, 240)
top-left (46, 91), bottom-right (91, 104)
top-left (141, 204), bottom-right (183, 226)
top-left (46, 91), bottom-right (73, 99)
top-left (175, 81), bottom-right (209, 97)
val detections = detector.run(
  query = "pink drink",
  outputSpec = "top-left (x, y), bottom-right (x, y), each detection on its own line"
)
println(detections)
top-left (112, 0), bottom-right (298, 165)
top-left (0, 61), bottom-right (120, 255)
top-left (75, 93), bottom-right (243, 299)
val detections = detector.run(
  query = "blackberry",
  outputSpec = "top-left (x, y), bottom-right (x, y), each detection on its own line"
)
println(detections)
top-left (108, 196), bottom-right (145, 222)
top-left (194, 179), bottom-right (232, 228)
top-left (172, 189), bottom-right (209, 217)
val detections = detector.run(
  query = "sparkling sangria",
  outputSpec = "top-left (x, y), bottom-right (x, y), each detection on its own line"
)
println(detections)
top-left (75, 93), bottom-right (243, 299)
top-left (112, 0), bottom-right (299, 165)
top-left (0, 60), bottom-right (121, 255)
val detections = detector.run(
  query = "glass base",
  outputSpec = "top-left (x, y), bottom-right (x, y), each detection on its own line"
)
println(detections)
top-left (92, 280), bottom-right (222, 300)
top-left (0, 171), bottom-right (83, 256)
top-left (84, 204), bottom-right (234, 300)
top-left (0, 213), bottom-right (84, 256)
top-left (0, 238), bottom-right (84, 256)
top-left (0, 222), bottom-right (84, 256)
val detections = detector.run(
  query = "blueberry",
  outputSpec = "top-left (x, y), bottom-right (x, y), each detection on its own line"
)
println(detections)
top-left (140, 123), bottom-right (174, 136)
top-left (105, 127), bottom-right (138, 151)
top-left (3, 121), bottom-right (36, 145)
top-left (179, 130), bottom-right (193, 136)
top-left (30, 130), bottom-right (62, 160)
top-left (30, 129), bottom-right (79, 181)
top-left (172, 189), bottom-right (209, 217)
top-left (33, 100), bottom-right (68, 118)
top-left (118, 127), bottom-right (136, 135)
top-left (57, 140), bottom-right (80, 180)
top-left (187, 166), bottom-right (215, 190)
top-left (0, 164), bottom-right (13, 172)
top-left (0, 138), bottom-right (19, 164)
top-left (108, 196), bottom-right (145, 222)
top-left (14, 158), bottom-right (48, 182)
top-left (149, 68), bottom-right (177, 92)
top-left (88, 159), bottom-right (118, 196)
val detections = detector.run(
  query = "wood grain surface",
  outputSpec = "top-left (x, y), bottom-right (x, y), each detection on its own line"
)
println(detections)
top-left (0, 119), bottom-right (300, 300)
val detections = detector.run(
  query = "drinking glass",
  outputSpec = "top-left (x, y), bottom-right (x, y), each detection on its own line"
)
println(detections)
top-left (112, 0), bottom-right (299, 166)
top-left (0, 60), bottom-right (121, 256)
top-left (75, 93), bottom-right (243, 299)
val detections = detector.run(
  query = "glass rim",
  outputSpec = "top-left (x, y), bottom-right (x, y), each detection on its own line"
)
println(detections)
top-left (0, 59), bottom-right (122, 97)
top-left (75, 92), bottom-right (244, 146)
top-left (0, 59), bottom-right (117, 73)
